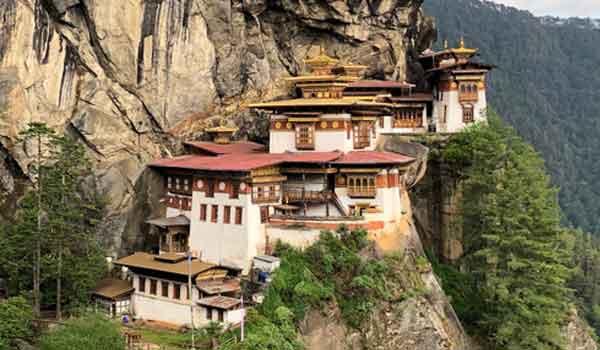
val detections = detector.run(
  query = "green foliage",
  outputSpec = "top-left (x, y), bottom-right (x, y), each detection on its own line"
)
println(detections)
top-left (223, 228), bottom-right (389, 349)
top-left (39, 314), bottom-right (124, 350)
top-left (440, 114), bottom-right (574, 350)
top-left (0, 297), bottom-right (34, 350)
top-left (0, 123), bottom-right (108, 312)
top-left (424, 0), bottom-right (600, 234)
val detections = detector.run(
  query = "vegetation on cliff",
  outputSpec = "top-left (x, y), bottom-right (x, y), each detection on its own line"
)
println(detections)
top-left (434, 114), bottom-right (580, 349)
top-left (0, 123), bottom-right (107, 316)
top-left (424, 0), bottom-right (600, 234)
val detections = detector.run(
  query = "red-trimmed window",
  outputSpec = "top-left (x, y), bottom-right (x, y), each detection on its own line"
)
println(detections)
top-left (463, 105), bottom-right (474, 123)
top-left (224, 206), bottom-right (231, 224)
top-left (149, 279), bottom-right (157, 295)
top-left (260, 207), bottom-right (269, 224)
top-left (200, 204), bottom-right (207, 221)
top-left (161, 281), bottom-right (169, 297)
top-left (138, 277), bottom-right (146, 293)
top-left (211, 205), bottom-right (219, 223)
top-left (235, 207), bottom-right (243, 225)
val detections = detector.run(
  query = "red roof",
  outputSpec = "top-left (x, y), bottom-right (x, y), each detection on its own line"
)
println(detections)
top-left (332, 151), bottom-right (414, 165)
top-left (149, 152), bottom-right (342, 172)
top-left (348, 80), bottom-right (415, 89)
top-left (185, 141), bottom-right (265, 155)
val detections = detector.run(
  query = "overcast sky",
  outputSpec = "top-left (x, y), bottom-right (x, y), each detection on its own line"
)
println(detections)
top-left (489, 0), bottom-right (600, 18)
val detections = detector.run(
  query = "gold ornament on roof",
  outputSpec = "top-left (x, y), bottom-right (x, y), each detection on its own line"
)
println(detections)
top-left (303, 46), bottom-right (340, 67)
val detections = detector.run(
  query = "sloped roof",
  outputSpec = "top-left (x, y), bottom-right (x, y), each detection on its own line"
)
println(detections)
top-left (347, 80), bottom-right (415, 89)
top-left (184, 141), bottom-right (265, 155)
top-left (332, 151), bottom-right (415, 165)
top-left (146, 215), bottom-right (190, 228)
top-left (149, 152), bottom-right (343, 172)
top-left (196, 278), bottom-right (241, 295)
top-left (114, 252), bottom-right (215, 277)
top-left (93, 278), bottom-right (134, 300)
top-left (197, 296), bottom-right (241, 310)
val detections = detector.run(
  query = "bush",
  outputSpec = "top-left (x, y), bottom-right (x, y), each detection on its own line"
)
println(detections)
top-left (39, 314), bottom-right (125, 350)
top-left (0, 297), bottom-right (34, 350)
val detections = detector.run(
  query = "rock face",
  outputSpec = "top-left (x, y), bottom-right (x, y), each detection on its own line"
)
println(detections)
top-left (0, 0), bottom-right (435, 253)
top-left (300, 213), bottom-right (472, 350)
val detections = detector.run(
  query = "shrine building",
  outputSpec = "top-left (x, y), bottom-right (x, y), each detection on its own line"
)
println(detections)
top-left (111, 39), bottom-right (493, 327)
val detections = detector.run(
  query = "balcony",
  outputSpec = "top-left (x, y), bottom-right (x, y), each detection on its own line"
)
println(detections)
top-left (283, 188), bottom-right (332, 203)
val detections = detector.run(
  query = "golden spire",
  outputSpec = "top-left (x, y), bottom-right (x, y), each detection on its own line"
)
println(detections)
top-left (459, 36), bottom-right (465, 49)
top-left (443, 39), bottom-right (448, 49)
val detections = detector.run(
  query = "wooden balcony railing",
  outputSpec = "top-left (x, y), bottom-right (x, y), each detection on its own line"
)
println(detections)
top-left (347, 187), bottom-right (376, 198)
top-left (283, 189), bottom-right (332, 203)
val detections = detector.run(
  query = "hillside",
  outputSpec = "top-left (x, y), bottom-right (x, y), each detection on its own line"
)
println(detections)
top-left (424, 0), bottom-right (600, 233)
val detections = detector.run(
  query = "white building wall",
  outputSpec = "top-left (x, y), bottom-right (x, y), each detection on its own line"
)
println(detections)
top-left (131, 275), bottom-right (201, 326)
top-left (189, 191), bottom-right (269, 272)
top-left (435, 85), bottom-right (488, 133)
top-left (270, 131), bottom-right (295, 154)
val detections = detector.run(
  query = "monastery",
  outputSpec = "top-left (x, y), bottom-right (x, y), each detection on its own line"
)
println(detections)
top-left (109, 40), bottom-right (493, 327)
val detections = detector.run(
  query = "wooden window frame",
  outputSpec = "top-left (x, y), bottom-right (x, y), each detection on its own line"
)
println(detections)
top-left (138, 277), bottom-right (146, 293)
top-left (205, 179), bottom-right (215, 198)
top-left (211, 205), bottom-right (219, 223)
top-left (394, 108), bottom-right (423, 128)
top-left (295, 123), bottom-right (315, 150)
top-left (173, 284), bottom-right (181, 300)
top-left (347, 175), bottom-right (377, 198)
top-left (200, 204), bottom-right (207, 221)
top-left (224, 206), bottom-right (231, 224)
top-left (463, 104), bottom-right (474, 123)
top-left (235, 207), bottom-right (243, 225)
top-left (161, 281), bottom-right (169, 297)
top-left (353, 121), bottom-right (371, 149)
top-left (218, 310), bottom-right (224, 322)
top-left (260, 206), bottom-right (269, 224)
top-left (459, 82), bottom-right (479, 102)
top-left (149, 279), bottom-right (157, 295)
top-left (206, 308), bottom-right (212, 320)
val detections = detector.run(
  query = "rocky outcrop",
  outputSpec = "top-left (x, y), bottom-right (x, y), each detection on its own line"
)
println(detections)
top-left (564, 310), bottom-right (598, 350)
top-left (0, 0), bottom-right (435, 253)
top-left (300, 215), bottom-right (472, 350)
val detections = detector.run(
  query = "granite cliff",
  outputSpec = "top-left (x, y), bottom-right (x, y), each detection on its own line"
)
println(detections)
top-left (0, 0), bottom-right (434, 252)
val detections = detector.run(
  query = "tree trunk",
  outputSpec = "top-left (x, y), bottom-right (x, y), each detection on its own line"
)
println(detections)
top-left (33, 134), bottom-right (42, 318)
top-left (56, 239), bottom-right (62, 320)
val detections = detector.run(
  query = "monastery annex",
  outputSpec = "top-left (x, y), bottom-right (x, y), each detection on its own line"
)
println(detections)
top-left (108, 40), bottom-right (493, 327)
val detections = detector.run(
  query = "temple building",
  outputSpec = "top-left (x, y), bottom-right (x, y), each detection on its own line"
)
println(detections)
top-left (110, 39), bottom-right (492, 327)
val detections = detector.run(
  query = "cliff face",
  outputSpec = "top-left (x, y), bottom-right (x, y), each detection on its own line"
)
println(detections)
top-left (0, 0), bottom-right (435, 252)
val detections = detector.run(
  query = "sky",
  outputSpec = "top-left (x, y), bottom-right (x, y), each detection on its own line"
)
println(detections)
top-left (488, 0), bottom-right (600, 18)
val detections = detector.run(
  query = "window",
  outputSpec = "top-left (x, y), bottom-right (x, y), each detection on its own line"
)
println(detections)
top-left (224, 206), bottom-right (231, 224)
top-left (161, 282), bottom-right (169, 297)
top-left (295, 124), bottom-right (314, 149)
top-left (353, 122), bottom-right (371, 149)
top-left (150, 279), bottom-right (157, 295)
top-left (205, 179), bottom-right (215, 198)
top-left (200, 204), bottom-right (207, 221)
top-left (459, 82), bottom-right (478, 102)
top-left (184, 286), bottom-right (190, 300)
top-left (394, 109), bottom-right (422, 128)
top-left (260, 206), bottom-right (269, 224)
top-left (211, 205), bottom-right (219, 223)
top-left (463, 105), bottom-right (474, 123)
top-left (206, 308), bottom-right (212, 320)
top-left (218, 310), bottom-right (224, 322)
top-left (173, 284), bottom-right (181, 300)
top-left (347, 175), bottom-right (376, 198)
top-left (138, 277), bottom-right (146, 293)
top-left (231, 182), bottom-right (239, 199)
top-left (235, 207), bottom-right (243, 225)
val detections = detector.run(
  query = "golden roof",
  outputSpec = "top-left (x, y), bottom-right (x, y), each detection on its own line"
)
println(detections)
top-left (206, 125), bottom-right (238, 133)
top-left (248, 97), bottom-right (393, 109)
top-left (304, 47), bottom-right (339, 67)
top-left (449, 37), bottom-right (477, 55)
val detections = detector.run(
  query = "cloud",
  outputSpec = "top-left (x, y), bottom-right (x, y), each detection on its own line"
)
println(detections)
top-left (489, 0), bottom-right (600, 18)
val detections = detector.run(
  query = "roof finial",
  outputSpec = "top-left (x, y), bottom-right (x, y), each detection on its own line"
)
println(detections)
top-left (459, 36), bottom-right (465, 49)
top-left (320, 45), bottom-right (326, 56)
top-left (443, 39), bottom-right (448, 49)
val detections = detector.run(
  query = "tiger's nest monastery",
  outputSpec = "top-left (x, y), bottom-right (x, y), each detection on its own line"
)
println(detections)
top-left (111, 40), bottom-right (493, 327)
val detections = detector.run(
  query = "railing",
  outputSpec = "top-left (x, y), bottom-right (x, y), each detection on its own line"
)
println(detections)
top-left (393, 117), bottom-right (423, 128)
top-left (347, 188), bottom-right (376, 198)
top-left (283, 189), bottom-right (332, 202)
top-left (270, 214), bottom-right (363, 221)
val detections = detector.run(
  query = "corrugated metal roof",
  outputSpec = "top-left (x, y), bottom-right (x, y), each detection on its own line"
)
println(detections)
top-left (197, 296), bottom-right (241, 310)
top-left (149, 152), bottom-right (343, 172)
top-left (114, 252), bottom-right (215, 277)
top-left (196, 278), bottom-right (241, 295)
top-left (185, 141), bottom-right (265, 155)
top-left (146, 215), bottom-right (190, 228)
top-left (332, 151), bottom-right (415, 165)
top-left (93, 278), bottom-right (134, 300)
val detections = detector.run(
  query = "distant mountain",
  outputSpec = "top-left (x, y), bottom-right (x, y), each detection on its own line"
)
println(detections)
top-left (424, 0), bottom-right (600, 234)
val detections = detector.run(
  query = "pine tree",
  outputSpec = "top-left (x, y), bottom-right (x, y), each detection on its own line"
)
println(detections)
top-left (445, 114), bottom-right (574, 349)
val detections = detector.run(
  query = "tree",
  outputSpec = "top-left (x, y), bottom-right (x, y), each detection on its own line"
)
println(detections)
top-left (444, 114), bottom-right (573, 349)
top-left (39, 314), bottom-right (125, 350)
top-left (0, 297), bottom-right (34, 350)
top-left (17, 122), bottom-right (55, 317)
